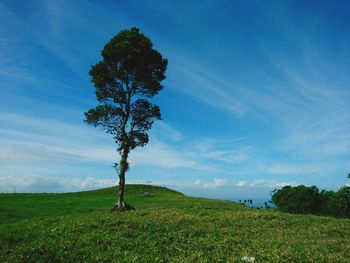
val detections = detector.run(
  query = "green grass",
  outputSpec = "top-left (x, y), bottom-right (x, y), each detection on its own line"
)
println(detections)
top-left (1, 184), bottom-right (349, 262)
top-left (0, 185), bottom-right (245, 225)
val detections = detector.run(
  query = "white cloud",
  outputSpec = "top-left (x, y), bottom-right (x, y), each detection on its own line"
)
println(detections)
top-left (186, 139), bottom-right (252, 165)
top-left (171, 60), bottom-right (247, 116)
top-left (39, 1), bottom-right (107, 77)
top-left (249, 180), bottom-right (297, 188)
top-left (205, 150), bottom-right (249, 163)
top-left (214, 178), bottom-right (227, 186)
top-left (190, 178), bottom-right (297, 189)
top-left (0, 112), bottom-right (221, 173)
top-left (130, 140), bottom-right (207, 170)
top-left (130, 137), bottom-right (252, 171)
top-left (152, 122), bottom-right (183, 142)
top-left (0, 136), bottom-right (117, 164)
top-left (190, 178), bottom-right (228, 188)
top-left (0, 113), bottom-right (107, 142)
top-left (260, 163), bottom-right (324, 175)
top-left (170, 40), bottom-right (350, 169)
top-left (0, 175), bottom-right (116, 193)
top-left (237, 180), bottom-right (247, 187)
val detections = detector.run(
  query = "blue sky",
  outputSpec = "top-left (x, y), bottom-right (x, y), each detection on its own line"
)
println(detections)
top-left (1, 0), bottom-right (350, 201)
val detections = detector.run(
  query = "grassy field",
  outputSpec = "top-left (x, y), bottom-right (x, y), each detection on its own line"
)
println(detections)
top-left (1, 184), bottom-right (349, 262)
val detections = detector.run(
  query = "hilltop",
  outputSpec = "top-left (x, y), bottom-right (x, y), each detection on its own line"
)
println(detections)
top-left (0, 184), bottom-right (245, 225)
top-left (1, 184), bottom-right (349, 262)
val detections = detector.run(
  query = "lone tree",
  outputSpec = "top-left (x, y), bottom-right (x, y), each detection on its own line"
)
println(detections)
top-left (84, 27), bottom-right (167, 211)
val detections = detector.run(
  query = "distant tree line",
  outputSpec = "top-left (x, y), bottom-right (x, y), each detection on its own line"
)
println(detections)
top-left (272, 185), bottom-right (350, 218)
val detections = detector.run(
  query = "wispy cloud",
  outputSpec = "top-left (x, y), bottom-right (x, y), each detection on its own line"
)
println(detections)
top-left (249, 180), bottom-right (298, 188)
top-left (131, 140), bottom-right (203, 170)
top-left (0, 175), bottom-right (116, 193)
top-left (171, 178), bottom-right (299, 201)
top-left (259, 163), bottom-right (328, 175)
top-left (193, 178), bottom-right (228, 188)
top-left (0, 112), bottom-right (225, 173)
top-left (169, 32), bottom-right (350, 178)
top-left (191, 178), bottom-right (297, 189)
top-left (0, 140), bottom-right (116, 163)
top-left (170, 60), bottom-right (247, 116)
top-left (38, 0), bottom-right (103, 77)
top-left (151, 122), bottom-right (184, 142)
top-left (0, 111), bottom-right (262, 194)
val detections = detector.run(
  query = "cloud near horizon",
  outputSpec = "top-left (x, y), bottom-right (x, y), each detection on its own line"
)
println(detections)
top-left (0, 175), bottom-right (116, 193)
top-left (0, 175), bottom-right (289, 193)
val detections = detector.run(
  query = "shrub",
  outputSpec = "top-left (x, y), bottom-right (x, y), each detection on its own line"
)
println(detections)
top-left (272, 185), bottom-right (321, 214)
top-left (320, 187), bottom-right (350, 218)
top-left (272, 185), bottom-right (350, 218)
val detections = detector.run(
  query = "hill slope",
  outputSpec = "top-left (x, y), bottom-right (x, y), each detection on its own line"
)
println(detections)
top-left (1, 184), bottom-right (349, 262)
top-left (0, 184), bottom-right (245, 224)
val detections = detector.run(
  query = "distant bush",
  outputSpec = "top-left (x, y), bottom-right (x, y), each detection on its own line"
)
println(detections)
top-left (319, 187), bottom-right (350, 218)
top-left (272, 185), bottom-right (350, 218)
top-left (272, 185), bottom-right (321, 214)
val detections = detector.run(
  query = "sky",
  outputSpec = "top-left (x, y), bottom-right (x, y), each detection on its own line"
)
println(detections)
top-left (1, 0), bottom-right (350, 201)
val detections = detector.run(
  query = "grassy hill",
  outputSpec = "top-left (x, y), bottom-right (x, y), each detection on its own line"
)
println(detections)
top-left (1, 184), bottom-right (349, 262)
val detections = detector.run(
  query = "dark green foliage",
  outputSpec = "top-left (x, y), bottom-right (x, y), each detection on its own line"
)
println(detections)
top-left (84, 27), bottom-right (167, 209)
top-left (84, 27), bottom-right (167, 152)
top-left (272, 185), bottom-right (321, 214)
top-left (319, 187), bottom-right (350, 218)
top-left (272, 185), bottom-right (350, 218)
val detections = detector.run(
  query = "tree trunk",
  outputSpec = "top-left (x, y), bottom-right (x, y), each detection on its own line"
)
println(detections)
top-left (112, 147), bottom-right (134, 211)
top-left (113, 94), bottom-right (134, 211)
top-left (117, 156), bottom-right (127, 208)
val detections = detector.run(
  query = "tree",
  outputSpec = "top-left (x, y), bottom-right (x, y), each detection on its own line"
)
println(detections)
top-left (319, 187), bottom-right (350, 218)
top-left (84, 27), bottom-right (167, 211)
top-left (272, 185), bottom-right (321, 214)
